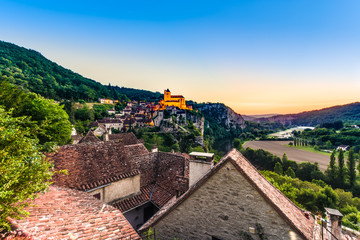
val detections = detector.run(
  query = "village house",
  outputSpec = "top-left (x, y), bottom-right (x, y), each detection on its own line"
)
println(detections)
top-left (99, 98), bottom-right (114, 104)
top-left (337, 145), bottom-right (350, 151)
top-left (140, 149), bottom-right (320, 240)
top-left (47, 133), bottom-right (204, 230)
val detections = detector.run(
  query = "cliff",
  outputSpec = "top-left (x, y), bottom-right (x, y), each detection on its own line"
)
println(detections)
top-left (197, 103), bottom-right (246, 130)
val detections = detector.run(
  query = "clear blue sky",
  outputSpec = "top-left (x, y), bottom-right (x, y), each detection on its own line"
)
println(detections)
top-left (1, 0), bottom-right (359, 114)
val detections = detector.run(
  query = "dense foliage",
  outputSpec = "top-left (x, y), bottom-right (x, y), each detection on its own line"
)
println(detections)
top-left (0, 41), bottom-right (161, 102)
top-left (262, 171), bottom-right (360, 231)
top-left (0, 107), bottom-right (54, 230)
top-left (0, 80), bottom-right (72, 148)
top-left (295, 124), bottom-right (360, 152)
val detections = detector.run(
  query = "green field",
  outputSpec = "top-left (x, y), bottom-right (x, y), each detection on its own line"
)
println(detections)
top-left (287, 144), bottom-right (349, 158)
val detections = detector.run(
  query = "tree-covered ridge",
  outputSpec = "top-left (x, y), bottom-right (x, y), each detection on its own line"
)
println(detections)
top-left (253, 102), bottom-right (360, 126)
top-left (0, 40), bottom-right (161, 102)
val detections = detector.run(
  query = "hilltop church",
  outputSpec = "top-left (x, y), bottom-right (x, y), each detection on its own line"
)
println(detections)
top-left (160, 89), bottom-right (192, 110)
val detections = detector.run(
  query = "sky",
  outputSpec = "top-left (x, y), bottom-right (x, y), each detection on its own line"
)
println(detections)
top-left (0, 0), bottom-right (359, 115)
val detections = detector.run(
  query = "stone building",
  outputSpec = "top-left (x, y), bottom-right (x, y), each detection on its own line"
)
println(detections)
top-left (159, 89), bottom-right (192, 110)
top-left (140, 149), bottom-right (316, 240)
top-left (47, 137), bottom-right (197, 231)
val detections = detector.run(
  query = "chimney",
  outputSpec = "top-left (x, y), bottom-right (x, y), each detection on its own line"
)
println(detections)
top-left (151, 144), bottom-right (158, 152)
top-left (103, 129), bottom-right (109, 142)
top-left (325, 208), bottom-right (343, 240)
top-left (188, 152), bottom-right (214, 187)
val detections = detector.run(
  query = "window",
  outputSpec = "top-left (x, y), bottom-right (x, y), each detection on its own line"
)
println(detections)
top-left (93, 193), bottom-right (101, 200)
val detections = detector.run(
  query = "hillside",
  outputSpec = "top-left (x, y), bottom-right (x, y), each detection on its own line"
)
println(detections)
top-left (250, 102), bottom-right (360, 126)
top-left (0, 40), bottom-right (161, 102)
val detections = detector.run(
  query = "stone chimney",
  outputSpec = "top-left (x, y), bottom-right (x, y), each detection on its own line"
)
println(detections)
top-left (151, 144), bottom-right (158, 152)
top-left (325, 208), bottom-right (343, 240)
top-left (188, 152), bottom-right (214, 187)
top-left (103, 129), bottom-right (109, 142)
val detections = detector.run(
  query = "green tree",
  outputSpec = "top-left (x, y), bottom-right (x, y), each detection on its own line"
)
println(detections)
top-left (0, 107), bottom-right (54, 230)
top-left (325, 140), bottom-right (333, 150)
top-left (338, 149), bottom-right (345, 188)
top-left (274, 162), bottom-right (283, 175)
top-left (232, 138), bottom-right (242, 150)
top-left (285, 167), bottom-right (296, 178)
top-left (282, 153), bottom-right (288, 162)
top-left (326, 150), bottom-right (337, 185)
top-left (0, 81), bottom-right (72, 147)
top-left (347, 148), bottom-right (356, 188)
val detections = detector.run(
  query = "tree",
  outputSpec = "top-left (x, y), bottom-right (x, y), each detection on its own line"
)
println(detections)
top-left (326, 150), bottom-right (337, 185)
top-left (0, 107), bottom-right (54, 230)
top-left (285, 167), bottom-right (296, 178)
top-left (232, 138), bottom-right (242, 150)
top-left (274, 162), bottom-right (283, 175)
top-left (325, 140), bottom-right (333, 150)
top-left (0, 81), bottom-right (72, 148)
top-left (282, 153), bottom-right (288, 162)
top-left (338, 149), bottom-right (345, 188)
top-left (347, 148), bottom-right (356, 188)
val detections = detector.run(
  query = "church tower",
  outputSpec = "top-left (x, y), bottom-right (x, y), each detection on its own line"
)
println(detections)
top-left (164, 89), bottom-right (171, 101)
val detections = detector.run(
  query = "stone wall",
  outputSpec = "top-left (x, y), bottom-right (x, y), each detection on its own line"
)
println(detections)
top-left (104, 174), bottom-right (140, 203)
top-left (152, 161), bottom-right (303, 240)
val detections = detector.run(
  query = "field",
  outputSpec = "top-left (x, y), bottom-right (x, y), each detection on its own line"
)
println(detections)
top-left (243, 141), bottom-right (330, 171)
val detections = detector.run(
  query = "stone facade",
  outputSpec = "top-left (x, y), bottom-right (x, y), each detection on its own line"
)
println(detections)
top-left (149, 161), bottom-right (303, 240)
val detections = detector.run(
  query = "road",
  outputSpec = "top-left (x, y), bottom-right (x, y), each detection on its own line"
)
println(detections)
top-left (243, 141), bottom-right (330, 171)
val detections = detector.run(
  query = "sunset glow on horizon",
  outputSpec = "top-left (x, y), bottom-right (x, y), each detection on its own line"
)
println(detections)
top-left (1, 0), bottom-right (359, 115)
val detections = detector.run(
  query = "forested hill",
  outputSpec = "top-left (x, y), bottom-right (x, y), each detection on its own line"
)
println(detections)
top-left (0, 40), bottom-right (161, 102)
top-left (250, 102), bottom-right (360, 126)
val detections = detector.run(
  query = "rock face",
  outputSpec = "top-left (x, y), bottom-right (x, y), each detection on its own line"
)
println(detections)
top-left (198, 103), bottom-right (246, 129)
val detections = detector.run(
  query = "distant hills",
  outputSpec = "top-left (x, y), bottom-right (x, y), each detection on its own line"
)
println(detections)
top-left (245, 102), bottom-right (360, 126)
top-left (1, 40), bottom-right (359, 127)
top-left (0, 40), bottom-right (161, 102)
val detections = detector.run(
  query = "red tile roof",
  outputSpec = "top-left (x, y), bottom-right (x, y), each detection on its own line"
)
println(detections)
top-left (124, 143), bottom-right (149, 157)
top-left (8, 186), bottom-right (140, 240)
top-left (112, 184), bottom-right (175, 212)
top-left (140, 149), bottom-right (315, 240)
top-left (108, 132), bottom-right (141, 145)
top-left (48, 142), bottom-right (134, 190)
top-left (78, 131), bottom-right (101, 144)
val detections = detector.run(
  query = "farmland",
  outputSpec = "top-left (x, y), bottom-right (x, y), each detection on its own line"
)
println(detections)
top-left (243, 141), bottom-right (330, 171)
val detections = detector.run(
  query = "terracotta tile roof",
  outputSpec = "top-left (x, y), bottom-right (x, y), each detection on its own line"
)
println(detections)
top-left (48, 142), bottom-right (134, 190)
top-left (140, 149), bottom-right (315, 239)
top-left (112, 184), bottom-right (175, 212)
top-left (71, 134), bottom-right (82, 141)
top-left (8, 186), bottom-right (140, 240)
top-left (108, 132), bottom-right (141, 145)
top-left (98, 118), bottom-right (123, 124)
top-left (124, 143), bottom-right (149, 157)
top-left (78, 131), bottom-right (101, 144)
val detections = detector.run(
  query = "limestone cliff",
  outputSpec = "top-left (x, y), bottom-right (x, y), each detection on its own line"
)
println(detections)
top-left (197, 103), bottom-right (246, 130)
